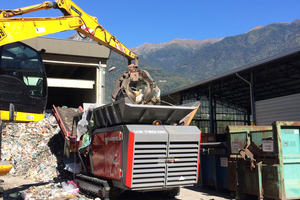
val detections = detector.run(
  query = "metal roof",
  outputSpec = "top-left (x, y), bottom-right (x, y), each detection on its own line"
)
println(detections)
top-left (22, 37), bottom-right (110, 59)
top-left (162, 46), bottom-right (300, 109)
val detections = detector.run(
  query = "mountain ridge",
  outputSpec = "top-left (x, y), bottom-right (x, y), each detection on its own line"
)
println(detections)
top-left (135, 19), bottom-right (300, 82)
top-left (131, 38), bottom-right (223, 55)
top-left (67, 19), bottom-right (300, 102)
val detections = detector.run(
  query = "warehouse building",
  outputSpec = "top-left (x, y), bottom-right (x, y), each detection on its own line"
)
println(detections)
top-left (162, 47), bottom-right (300, 136)
top-left (22, 37), bottom-right (110, 109)
top-left (21, 37), bottom-right (300, 135)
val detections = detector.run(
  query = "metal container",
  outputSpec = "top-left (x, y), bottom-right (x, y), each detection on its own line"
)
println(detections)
top-left (199, 142), bottom-right (228, 190)
top-left (227, 121), bottom-right (300, 200)
top-left (215, 149), bottom-right (229, 190)
top-left (200, 148), bottom-right (216, 188)
top-left (201, 133), bottom-right (216, 143)
top-left (272, 121), bottom-right (300, 200)
top-left (92, 98), bottom-right (199, 128)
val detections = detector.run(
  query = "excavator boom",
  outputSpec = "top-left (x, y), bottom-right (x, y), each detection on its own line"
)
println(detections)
top-left (0, 0), bottom-right (137, 61)
top-left (0, 0), bottom-right (140, 123)
top-left (0, 0), bottom-right (139, 178)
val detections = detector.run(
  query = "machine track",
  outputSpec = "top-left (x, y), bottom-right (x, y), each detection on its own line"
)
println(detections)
top-left (75, 174), bottom-right (111, 200)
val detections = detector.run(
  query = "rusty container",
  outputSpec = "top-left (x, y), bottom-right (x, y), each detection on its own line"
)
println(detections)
top-left (227, 122), bottom-right (300, 200)
top-left (201, 133), bottom-right (216, 143)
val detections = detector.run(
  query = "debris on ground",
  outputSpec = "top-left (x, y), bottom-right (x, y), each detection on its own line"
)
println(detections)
top-left (0, 112), bottom-right (91, 199)
top-left (21, 180), bottom-right (84, 200)
top-left (1, 115), bottom-right (71, 182)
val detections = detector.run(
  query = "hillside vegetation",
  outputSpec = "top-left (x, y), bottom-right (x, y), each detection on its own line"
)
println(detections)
top-left (68, 19), bottom-right (300, 103)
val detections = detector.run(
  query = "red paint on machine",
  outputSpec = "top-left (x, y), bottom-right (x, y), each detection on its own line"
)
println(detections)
top-left (126, 131), bottom-right (135, 188)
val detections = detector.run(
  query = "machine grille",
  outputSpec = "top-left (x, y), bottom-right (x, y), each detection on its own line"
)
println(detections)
top-left (166, 142), bottom-right (199, 186)
top-left (131, 142), bottom-right (167, 188)
top-left (131, 141), bottom-right (199, 189)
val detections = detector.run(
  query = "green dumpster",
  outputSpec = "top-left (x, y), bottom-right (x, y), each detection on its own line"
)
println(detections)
top-left (227, 121), bottom-right (300, 200)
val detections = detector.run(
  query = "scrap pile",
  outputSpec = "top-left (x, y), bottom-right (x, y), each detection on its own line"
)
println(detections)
top-left (21, 180), bottom-right (85, 200)
top-left (1, 115), bottom-right (70, 182)
top-left (0, 114), bottom-right (95, 199)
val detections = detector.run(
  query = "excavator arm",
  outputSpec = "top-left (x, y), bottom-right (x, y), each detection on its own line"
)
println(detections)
top-left (0, 0), bottom-right (144, 123)
top-left (0, 0), bottom-right (144, 178)
top-left (0, 0), bottom-right (159, 124)
top-left (0, 0), bottom-right (158, 178)
top-left (0, 0), bottom-right (137, 61)
top-left (0, 0), bottom-right (162, 106)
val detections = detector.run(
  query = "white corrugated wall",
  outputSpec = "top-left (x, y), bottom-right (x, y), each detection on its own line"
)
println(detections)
top-left (255, 93), bottom-right (300, 125)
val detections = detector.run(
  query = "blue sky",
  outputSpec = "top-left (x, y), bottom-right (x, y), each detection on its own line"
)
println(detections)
top-left (2, 1), bottom-right (300, 48)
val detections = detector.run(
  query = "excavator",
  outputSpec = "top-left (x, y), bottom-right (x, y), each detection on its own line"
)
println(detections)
top-left (0, 0), bottom-right (160, 178)
top-left (0, 1), bottom-right (201, 199)
top-left (0, 0), bottom-right (150, 123)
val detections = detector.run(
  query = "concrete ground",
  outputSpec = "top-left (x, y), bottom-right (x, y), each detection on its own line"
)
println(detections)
top-left (120, 183), bottom-right (233, 200)
top-left (0, 176), bottom-right (234, 200)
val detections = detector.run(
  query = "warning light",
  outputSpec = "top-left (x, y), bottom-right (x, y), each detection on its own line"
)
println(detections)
top-left (153, 120), bottom-right (162, 125)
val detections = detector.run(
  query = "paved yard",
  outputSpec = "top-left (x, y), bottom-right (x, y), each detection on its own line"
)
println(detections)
top-left (0, 176), bottom-right (233, 200)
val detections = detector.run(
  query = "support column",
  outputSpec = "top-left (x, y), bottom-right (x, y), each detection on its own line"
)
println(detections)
top-left (209, 84), bottom-right (215, 133)
top-left (214, 96), bottom-right (217, 133)
top-left (236, 73), bottom-right (256, 125)
top-left (250, 72), bottom-right (256, 125)
top-left (97, 62), bottom-right (107, 105)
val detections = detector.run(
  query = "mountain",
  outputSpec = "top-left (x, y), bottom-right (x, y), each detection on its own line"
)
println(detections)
top-left (131, 38), bottom-right (223, 55)
top-left (67, 19), bottom-right (300, 102)
top-left (136, 19), bottom-right (300, 82)
top-left (66, 33), bottom-right (192, 103)
top-left (104, 50), bottom-right (193, 102)
top-left (173, 20), bottom-right (300, 81)
top-left (247, 25), bottom-right (264, 32)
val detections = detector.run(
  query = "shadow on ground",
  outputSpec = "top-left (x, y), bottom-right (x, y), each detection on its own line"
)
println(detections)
top-left (2, 182), bottom-right (48, 200)
top-left (184, 183), bottom-right (233, 199)
top-left (119, 190), bottom-right (181, 200)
